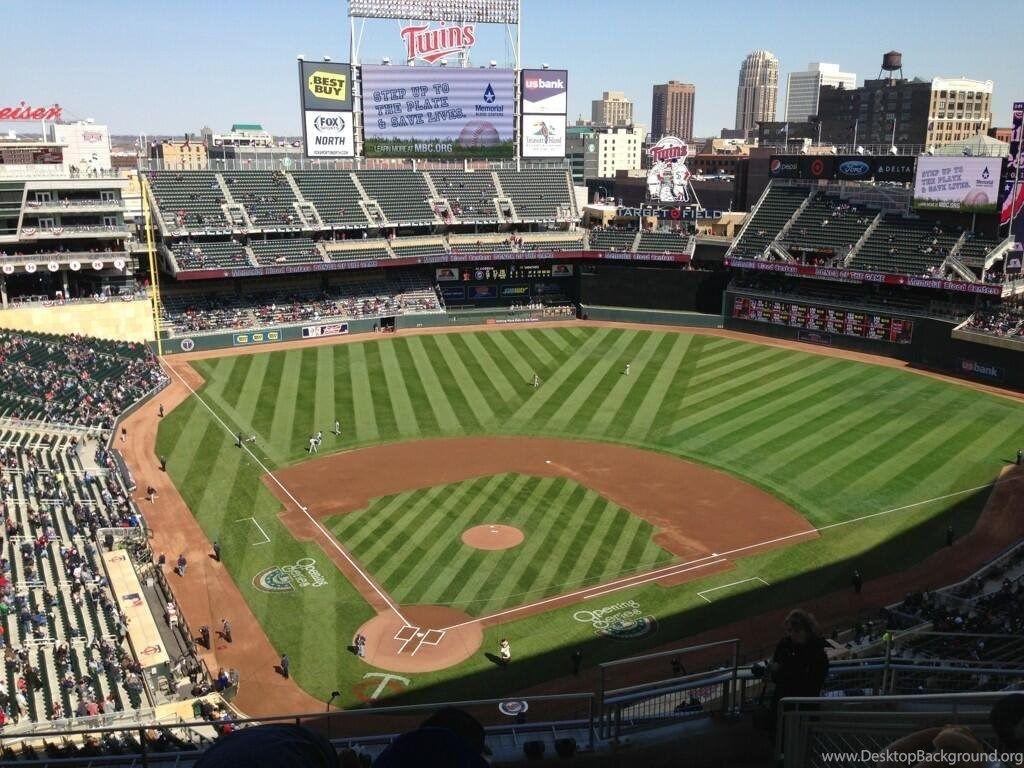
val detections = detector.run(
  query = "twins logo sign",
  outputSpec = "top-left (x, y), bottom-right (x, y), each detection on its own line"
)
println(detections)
top-left (573, 600), bottom-right (658, 641)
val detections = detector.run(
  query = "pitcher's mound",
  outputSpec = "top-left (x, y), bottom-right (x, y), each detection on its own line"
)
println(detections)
top-left (356, 605), bottom-right (482, 673)
top-left (462, 524), bottom-right (524, 550)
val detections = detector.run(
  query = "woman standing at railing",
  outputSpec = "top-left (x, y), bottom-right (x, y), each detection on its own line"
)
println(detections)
top-left (769, 609), bottom-right (829, 726)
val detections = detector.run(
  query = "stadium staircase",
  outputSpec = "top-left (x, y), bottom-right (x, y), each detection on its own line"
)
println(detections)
top-left (843, 211), bottom-right (882, 266)
top-left (726, 183), bottom-right (811, 259)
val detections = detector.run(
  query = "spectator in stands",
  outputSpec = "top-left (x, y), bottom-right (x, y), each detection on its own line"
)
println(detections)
top-left (769, 609), bottom-right (829, 717)
top-left (192, 724), bottom-right (340, 768)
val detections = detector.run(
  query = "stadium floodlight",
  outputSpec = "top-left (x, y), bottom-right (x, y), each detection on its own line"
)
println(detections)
top-left (382, 56), bottom-right (391, 65)
top-left (889, 146), bottom-right (899, 155)
top-left (856, 146), bottom-right (866, 155)
top-left (541, 63), bottom-right (549, 70)
top-left (488, 60), bottom-right (497, 68)
top-left (348, 0), bottom-right (519, 23)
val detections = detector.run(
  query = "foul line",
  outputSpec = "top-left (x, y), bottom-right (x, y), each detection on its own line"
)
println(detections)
top-left (235, 516), bottom-right (270, 545)
top-left (166, 363), bottom-right (409, 626)
top-left (696, 576), bottom-right (769, 603)
top-left (440, 558), bottom-right (729, 632)
top-left (441, 472), bottom-right (1023, 631)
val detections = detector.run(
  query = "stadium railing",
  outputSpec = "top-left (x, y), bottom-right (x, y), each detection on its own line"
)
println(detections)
top-left (775, 691), bottom-right (1014, 768)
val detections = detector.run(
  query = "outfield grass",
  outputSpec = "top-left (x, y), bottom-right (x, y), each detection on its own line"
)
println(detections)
top-left (327, 473), bottom-right (675, 616)
top-left (157, 327), bottom-right (1024, 705)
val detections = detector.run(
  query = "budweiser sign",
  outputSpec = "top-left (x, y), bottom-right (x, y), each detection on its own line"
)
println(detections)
top-left (0, 102), bottom-right (63, 121)
top-left (400, 22), bottom-right (476, 64)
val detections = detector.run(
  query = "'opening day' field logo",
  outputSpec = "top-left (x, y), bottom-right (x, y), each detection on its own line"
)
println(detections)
top-left (573, 600), bottom-right (657, 640)
top-left (253, 558), bottom-right (327, 592)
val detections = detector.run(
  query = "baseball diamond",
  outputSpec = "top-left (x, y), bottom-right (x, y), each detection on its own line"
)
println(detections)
top-left (6, 17), bottom-right (1024, 759)
top-left (151, 324), bottom-right (1024, 706)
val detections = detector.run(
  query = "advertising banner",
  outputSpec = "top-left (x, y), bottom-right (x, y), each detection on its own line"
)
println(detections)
top-left (435, 267), bottom-right (459, 281)
top-left (873, 157), bottom-right (917, 183)
top-left (303, 110), bottom-right (354, 157)
top-left (521, 114), bottom-right (565, 158)
top-left (232, 329), bottom-right (282, 346)
top-left (0, 146), bottom-right (63, 165)
top-left (302, 323), bottom-right (349, 338)
top-left (500, 284), bottom-right (530, 297)
top-left (439, 285), bottom-right (466, 301)
top-left (521, 69), bottom-right (568, 114)
top-left (798, 155), bottom-right (836, 180)
top-left (833, 156), bottom-right (874, 181)
top-left (299, 61), bottom-right (353, 159)
top-left (299, 62), bottom-right (353, 111)
top-left (1000, 101), bottom-right (1024, 244)
top-left (361, 65), bottom-right (514, 158)
top-left (913, 157), bottom-right (1004, 213)
top-left (768, 156), bottom-right (799, 179)
top-left (468, 285), bottom-right (498, 299)
top-left (724, 257), bottom-right (1003, 296)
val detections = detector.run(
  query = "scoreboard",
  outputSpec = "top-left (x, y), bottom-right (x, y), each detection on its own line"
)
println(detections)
top-left (732, 295), bottom-right (914, 344)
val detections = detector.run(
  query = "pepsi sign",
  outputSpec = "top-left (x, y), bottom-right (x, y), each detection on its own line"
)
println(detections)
top-left (769, 156), bottom-right (799, 179)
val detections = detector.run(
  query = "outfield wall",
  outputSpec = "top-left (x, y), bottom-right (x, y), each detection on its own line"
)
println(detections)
top-left (722, 291), bottom-right (1024, 391)
top-left (580, 305), bottom-right (722, 328)
top-left (579, 263), bottom-right (727, 314)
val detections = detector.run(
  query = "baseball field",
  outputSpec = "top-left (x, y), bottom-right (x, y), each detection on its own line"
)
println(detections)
top-left (153, 325), bottom-right (1024, 707)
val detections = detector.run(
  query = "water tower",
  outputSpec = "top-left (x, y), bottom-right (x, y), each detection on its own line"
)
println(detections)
top-left (878, 50), bottom-right (903, 80)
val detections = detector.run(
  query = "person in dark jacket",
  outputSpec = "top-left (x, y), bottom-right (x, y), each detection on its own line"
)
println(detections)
top-left (770, 609), bottom-right (829, 715)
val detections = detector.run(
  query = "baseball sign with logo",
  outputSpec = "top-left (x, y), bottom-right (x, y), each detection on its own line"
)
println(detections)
top-left (647, 136), bottom-right (692, 203)
top-left (573, 600), bottom-right (658, 640)
top-left (304, 110), bottom-right (354, 158)
top-left (253, 557), bottom-right (327, 593)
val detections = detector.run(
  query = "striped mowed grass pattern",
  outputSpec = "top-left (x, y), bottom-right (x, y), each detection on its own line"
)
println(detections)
top-left (327, 473), bottom-right (676, 616)
top-left (189, 328), bottom-right (1024, 529)
top-left (159, 327), bottom-right (1024, 704)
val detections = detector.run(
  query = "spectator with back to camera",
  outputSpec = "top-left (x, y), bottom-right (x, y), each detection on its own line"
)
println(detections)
top-left (768, 609), bottom-right (829, 722)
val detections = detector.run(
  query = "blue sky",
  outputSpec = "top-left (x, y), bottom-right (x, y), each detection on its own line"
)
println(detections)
top-left (3, 0), bottom-right (1019, 137)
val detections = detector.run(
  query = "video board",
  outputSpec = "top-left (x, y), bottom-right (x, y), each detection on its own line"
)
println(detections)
top-left (913, 156), bottom-right (1004, 214)
top-left (732, 296), bottom-right (914, 344)
top-left (361, 65), bottom-right (514, 158)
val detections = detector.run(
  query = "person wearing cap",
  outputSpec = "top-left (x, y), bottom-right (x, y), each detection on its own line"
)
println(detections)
top-left (375, 706), bottom-right (490, 768)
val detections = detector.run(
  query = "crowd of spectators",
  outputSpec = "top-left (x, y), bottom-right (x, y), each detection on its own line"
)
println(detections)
top-left (162, 279), bottom-right (442, 335)
top-left (964, 307), bottom-right (1024, 339)
top-left (0, 333), bottom-right (166, 429)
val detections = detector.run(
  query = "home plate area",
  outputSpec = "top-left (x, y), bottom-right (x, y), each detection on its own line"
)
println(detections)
top-left (394, 624), bottom-right (446, 656)
top-left (355, 605), bottom-right (483, 674)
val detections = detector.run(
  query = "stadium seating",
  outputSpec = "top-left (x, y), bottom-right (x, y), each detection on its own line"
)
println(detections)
top-left (964, 307), bottom-right (1024, 339)
top-left (519, 232), bottom-right (586, 251)
top-left (851, 216), bottom-right (959, 276)
top-left (220, 171), bottom-right (300, 229)
top-left (957, 233), bottom-right (1003, 269)
top-left (780, 193), bottom-right (874, 258)
top-left (289, 171), bottom-right (370, 228)
top-left (636, 230), bottom-right (691, 253)
top-left (147, 172), bottom-right (229, 231)
top-left (161, 273), bottom-right (441, 334)
top-left (496, 169), bottom-right (573, 221)
top-left (248, 238), bottom-right (323, 267)
top-left (0, 332), bottom-right (165, 429)
top-left (729, 185), bottom-right (810, 257)
top-left (324, 240), bottom-right (393, 262)
top-left (431, 170), bottom-right (500, 222)
top-left (589, 229), bottom-right (637, 252)
top-left (389, 238), bottom-right (449, 258)
top-left (171, 241), bottom-right (250, 271)
top-left (0, 433), bottom-right (147, 725)
top-left (354, 170), bottom-right (436, 225)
